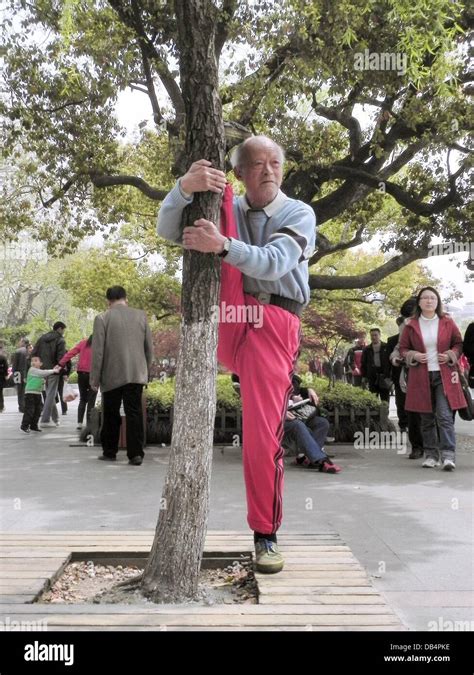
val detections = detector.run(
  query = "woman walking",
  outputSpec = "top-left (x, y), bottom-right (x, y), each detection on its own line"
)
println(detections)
top-left (399, 287), bottom-right (466, 471)
top-left (59, 335), bottom-right (96, 429)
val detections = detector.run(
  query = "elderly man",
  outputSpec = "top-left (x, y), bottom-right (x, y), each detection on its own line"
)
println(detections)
top-left (90, 286), bottom-right (153, 466)
top-left (157, 136), bottom-right (316, 573)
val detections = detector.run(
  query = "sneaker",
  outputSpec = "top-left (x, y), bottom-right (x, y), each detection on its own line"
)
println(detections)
top-left (20, 426), bottom-right (30, 434)
top-left (40, 422), bottom-right (56, 428)
top-left (30, 427), bottom-right (42, 432)
top-left (76, 423), bottom-right (83, 430)
top-left (442, 459), bottom-right (455, 471)
top-left (422, 458), bottom-right (440, 468)
top-left (55, 421), bottom-right (60, 427)
top-left (98, 455), bottom-right (117, 462)
top-left (254, 539), bottom-right (284, 574)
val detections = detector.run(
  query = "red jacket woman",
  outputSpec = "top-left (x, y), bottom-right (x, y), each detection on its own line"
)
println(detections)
top-left (399, 286), bottom-right (465, 472)
top-left (58, 336), bottom-right (96, 428)
top-left (399, 315), bottom-right (465, 413)
top-left (59, 338), bottom-right (92, 373)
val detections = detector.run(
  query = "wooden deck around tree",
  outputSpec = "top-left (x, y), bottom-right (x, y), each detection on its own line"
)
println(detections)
top-left (0, 532), bottom-right (406, 631)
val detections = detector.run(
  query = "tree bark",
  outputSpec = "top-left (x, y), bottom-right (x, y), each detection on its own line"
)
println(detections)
top-left (141, 0), bottom-right (225, 603)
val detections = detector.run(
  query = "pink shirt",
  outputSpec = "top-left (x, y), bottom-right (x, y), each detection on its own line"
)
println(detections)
top-left (59, 339), bottom-right (92, 373)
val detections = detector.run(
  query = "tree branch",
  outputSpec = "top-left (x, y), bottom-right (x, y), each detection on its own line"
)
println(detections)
top-left (107, 0), bottom-right (184, 130)
top-left (139, 42), bottom-right (163, 126)
top-left (315, 163), bottom-right (466, 216)
top-left (222, 35), bottom-right (302, 126)
top-left (214, 0), bottom-right (239, 61)
top-left (89, 173), bottom-right (168, 200)
top-left (311, 95), bottom-right (362, 158)
top-left (41, 172), bottom-right (169, 208)
top-left (309, 247), bottom-right (429, 290)
top-left (309, 224), bottom-right (365, 265)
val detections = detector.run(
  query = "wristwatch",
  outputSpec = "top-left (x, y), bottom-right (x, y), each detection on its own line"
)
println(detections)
top-left (218, 237), bottom-right (231, 258)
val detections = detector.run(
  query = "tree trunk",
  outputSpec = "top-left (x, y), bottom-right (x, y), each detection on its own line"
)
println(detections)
top-left (141, 0), bottom-right (225, 603)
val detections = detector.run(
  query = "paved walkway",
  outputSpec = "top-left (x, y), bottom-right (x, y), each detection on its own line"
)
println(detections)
top-left (0, 391), bottom-right (472, 630)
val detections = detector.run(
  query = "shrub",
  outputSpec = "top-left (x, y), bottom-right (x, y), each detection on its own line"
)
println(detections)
top-left (145, 374), bottom-right (241, 411)
top-left (319, 382), bottom-right (386, 412)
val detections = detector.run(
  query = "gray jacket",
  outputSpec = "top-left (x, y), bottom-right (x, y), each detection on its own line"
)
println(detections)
top-left (90, 304), bottom-right (153, 393)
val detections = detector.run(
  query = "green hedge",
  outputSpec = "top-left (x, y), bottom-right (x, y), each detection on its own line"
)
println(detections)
top-left (146, 374), bottom-right (241, 411)
top-left (144, 374), bottom-right (383, 411)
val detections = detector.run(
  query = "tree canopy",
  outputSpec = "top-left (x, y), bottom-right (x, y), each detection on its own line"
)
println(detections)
top-left (1, 0), bottom-right (472, 288)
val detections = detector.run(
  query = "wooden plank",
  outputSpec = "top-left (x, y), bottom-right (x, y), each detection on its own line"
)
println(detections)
top-left (0, 530), bottom-right (404, 630)
top-left (41, 624), bottom-right (407, 632)
top-left (261, 594), bottom-right (387, 605)
top-left (0, 595), bottom-right (35, 603)
top-left (0, 603), bottom-right (396, 615)
top-left (259, 586), bottom-right (377, 594)
top-left (0, 613), bottom-right (401, 626)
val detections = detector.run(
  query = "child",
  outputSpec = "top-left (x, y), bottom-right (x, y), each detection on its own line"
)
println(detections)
top-left (21, 357), bottom-right (61, 433)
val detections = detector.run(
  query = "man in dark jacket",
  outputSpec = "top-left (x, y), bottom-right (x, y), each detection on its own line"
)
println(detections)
top-left (361, 328), bottom-right (391, 402)
top-left (0, 342), bottom-right (9, 413)
top-left (386, 318), bottom-right (407, 430)
top-left (12, 338), bottom-right (29, 412)
top-left (32, 321), bottom-right (67, 426)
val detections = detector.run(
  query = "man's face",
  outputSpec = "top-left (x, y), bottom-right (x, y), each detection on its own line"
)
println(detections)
top-left (370, 331), bottom-right (381, 345)
top-left (235, 141), bottom-right (283, 208)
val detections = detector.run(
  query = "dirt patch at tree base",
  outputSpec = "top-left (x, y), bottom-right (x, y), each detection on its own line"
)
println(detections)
top-left (38, 560), bottom-right (258, 606)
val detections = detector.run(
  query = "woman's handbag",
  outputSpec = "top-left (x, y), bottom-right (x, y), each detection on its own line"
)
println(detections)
top-left (458, 369), bottom-right (474, 421)
top-left (288, 398), bottom-right (318, 422)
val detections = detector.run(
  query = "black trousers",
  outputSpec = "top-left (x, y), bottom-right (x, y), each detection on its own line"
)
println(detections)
top-left (57, 377), bottom-right (68, 414)
top-left (368, 382), bottom-right (390, 403)
top-left (77, 371), bottom-right (97, 424)
top-left (394, 383), bottom-right (408, 428)
top-left (0, 384), bottom-right (4, 411)
top-left (16, 381), bottom-right (26, 412)
top-left (22, 394), bottom-right (43, 430)
top-left (101, 383), bottom-right (144, 459)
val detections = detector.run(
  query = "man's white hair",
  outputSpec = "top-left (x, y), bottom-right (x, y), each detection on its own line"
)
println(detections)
top-left (230, 135), bottom-right (285, 169)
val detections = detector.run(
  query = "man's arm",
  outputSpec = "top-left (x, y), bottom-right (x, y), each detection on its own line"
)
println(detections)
top-left (221, 206), bottom-right (316, 281)
top-left (157, 159), bottom-right (226, 243)
top-left (90, 315), bottom-right (105, 389)
top-left (144, 315), bottom-right (153, 375)
top-left (157, 182), bottom-right (193, 244)
top-left (184, 205), bottom-right (316, 281)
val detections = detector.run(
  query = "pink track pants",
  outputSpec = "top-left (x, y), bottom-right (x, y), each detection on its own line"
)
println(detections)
top-left (217, 184), bottom-right (301, 534)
